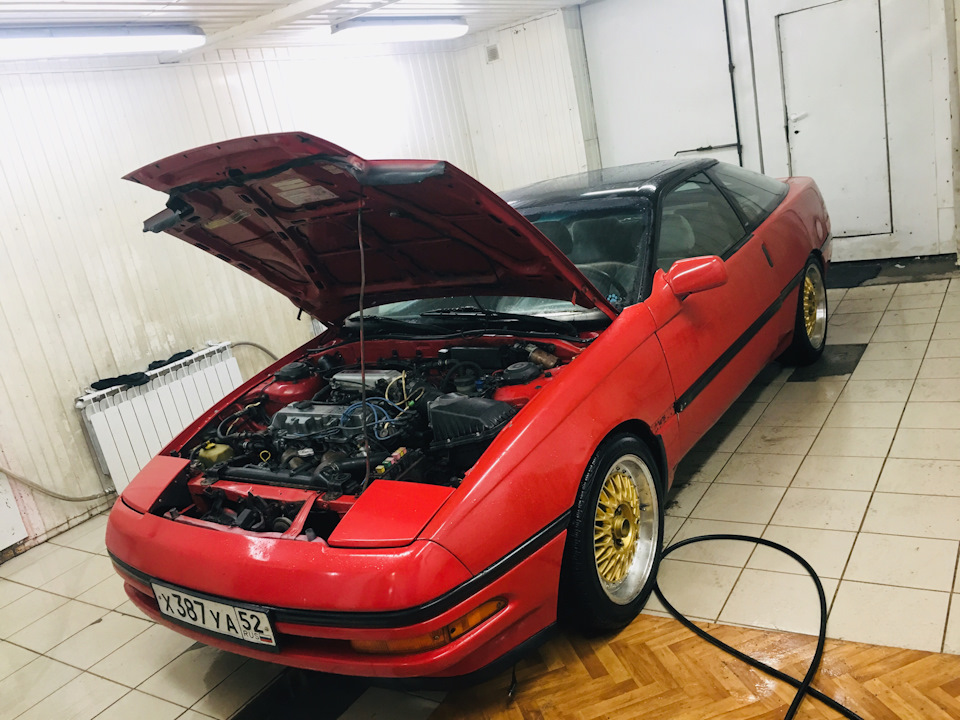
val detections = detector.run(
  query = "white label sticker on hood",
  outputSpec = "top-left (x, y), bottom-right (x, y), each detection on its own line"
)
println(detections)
top-left (204, 209), bottom-right (249, 230)
top-left (271, 178), bottom-right (310, 191)
top-left (277, 185), bottom-right (338, 205)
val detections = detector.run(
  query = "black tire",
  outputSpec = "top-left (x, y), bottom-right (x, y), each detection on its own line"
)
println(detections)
top-left (780, 256), bottom-right (828, 366)
top-left (559, 434), bottom-right (664, 632)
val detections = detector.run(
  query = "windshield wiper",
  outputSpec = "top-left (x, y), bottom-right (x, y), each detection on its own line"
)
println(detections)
top-left (344, 315), bottom-right (448, 335)
top-left (419, 308), bottom-right (578, 336)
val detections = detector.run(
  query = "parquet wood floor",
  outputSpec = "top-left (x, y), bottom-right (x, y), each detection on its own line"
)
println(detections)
top-left (431, 615), bottom-right (960, 719)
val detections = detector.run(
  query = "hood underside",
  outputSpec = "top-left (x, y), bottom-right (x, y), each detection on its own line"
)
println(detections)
top-left (125, 133), bottom-right (615, 324)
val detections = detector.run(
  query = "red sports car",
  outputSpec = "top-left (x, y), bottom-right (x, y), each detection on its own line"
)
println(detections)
top-left (106, 132), bottom-right (831, 680)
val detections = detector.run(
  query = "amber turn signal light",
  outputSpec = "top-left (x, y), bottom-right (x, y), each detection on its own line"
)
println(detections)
top-left (351, 598), bottom-right (507, 655)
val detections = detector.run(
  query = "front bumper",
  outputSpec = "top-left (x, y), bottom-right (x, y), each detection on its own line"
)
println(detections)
top-left (107, 499), bottom-right (565, 678)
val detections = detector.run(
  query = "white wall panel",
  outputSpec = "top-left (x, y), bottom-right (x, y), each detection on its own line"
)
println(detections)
top-left (454, 12), bottom-right (589, 191)
top-left (0, 46), bottom-right (474, 547)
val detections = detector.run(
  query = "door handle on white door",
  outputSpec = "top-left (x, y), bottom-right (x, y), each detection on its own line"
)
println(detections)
top-left (788, 112), bottom-right (809, 123)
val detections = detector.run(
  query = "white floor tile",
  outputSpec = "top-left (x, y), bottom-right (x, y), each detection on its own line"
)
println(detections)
top-left (877, 458), bottom-right (960, 496)
top-left (910, 378), bottom-right (960, 402)
top-left (41, 554), bottom-right (115, 598)
top-left (0, 578), bottom-right (31, 609)
top-left (791, 455), bottom-right (883, 491)
top-left (844, 285), bottom-right (896, 300)
top-left (191, 660), bottom-right (283, 719)
top-left (77, 575), bottom-right (130, 610)
top-left (828, 581), bottom-right (949, 652)
top-left (139, 644), bottom-right (245, 708)
top-left (665, 519), bottom-right (766, 566)
top-left (0, 589), bottom-right (68, 639)
top-left (0, 656), bottom-right (81, 720)
top-left (899, 402), bottom-right (960, 429)
top-left (115, 598), bottom-right (150, 621)
top-left (663, 515), bottom-right (685, 546)
top-left (835, 297), bottom-right (890, 314)
top-left (809, 427), bottom-right (895, 458)
top-left (894, 280), bottom-right (949, 296)
top-left (674, 452), bottom-right (730, 484)
top-left (48, 611), bottom-right (151, 669)
top-left (748, 526), bottom-right (856, 579)
top-left (933, 322), bottom-right (960, 340)
top-left (1, 545), bottom-right (90, 588)
top-left (771, 488), bottom-right (870, 531)
top-left (926, 339), bottom-right (960, 358)
top-left (89, 624), bottom-right (195, 688)
top-left (949, 278), bottom-right (960, 294)
top-left (938, 303), bottom-right (960, 323)
top-left (850, 358), bottom-right (921, 381)
top-left (716, 401), bottom-right (767, 426)
top-left (0, 640), bottom-right (38, 683)
top-left (48, 515), bottom-right (108, 548)
top-left (945, 595), bottom-right (960, 654)
top-left (666, 481), bottom-right (710, 518)
top-left (756, 401), bottom-right (833, 428)
top-left (823, 401), bottom-right (904, 428)
top-left (826, 288), bottom-right (846, 306)
top-left (644, 560), bottom-right (740, 620)
top-left (694, 424), bottom-right (750, 453)
top-left (16, 672), bottom-right (127, 720)
top-left (340, 687), bottom-right (441, 720)
top-left (879, 308), bottom-right (941, 326)
top-left (93, 690), bottom-right (184, 720)
top-left (886, 293), bottom-right (944, 310)
top-left (691, 484), bottom-right (785, 524)
top-left (772, 380), bottom-right (846, 404)
top-left (918, 357), bottom-right (960, 379)
top-left (0, 544), bottom-right (60, 579)
top-left (738, 426), bottom-right (818, 456)
top-left (8, 599), bottom-right (106, 653)
top-left (890, 428), bottom-right (960, 460)
top-left (861, 341), bottom-right (927, 361)
top-left (714, 453), bottom-right (803, 487)
top-left (863, 493), bottom-right (960, 540)
top-left (719, 569), bottom-right (838, 636)
top-left (870, 323), bottom-right (934, 343)
top-left (844, 533), bottom-right (958, 592)
top-left (837, 379), bottom-right (914, 403)
top-left (827, 326), bottom-right (876, 345)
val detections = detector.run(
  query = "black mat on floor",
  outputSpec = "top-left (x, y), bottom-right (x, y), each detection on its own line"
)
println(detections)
top-left (788, 344), bottom-right (867, 382)
top-left (828, 254), bottom-right (957, 289)
top-left (233, 669), bottom-right (368, 720)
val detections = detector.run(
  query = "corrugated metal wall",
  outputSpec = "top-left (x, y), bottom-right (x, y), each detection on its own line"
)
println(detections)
top-left (0, 45), bottom-right (479, 545)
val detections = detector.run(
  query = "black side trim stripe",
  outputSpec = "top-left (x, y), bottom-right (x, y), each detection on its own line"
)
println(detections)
top-left (109, 510), bottom-right (571, 630)
top-left (674, 269), bottom-right (804, 413)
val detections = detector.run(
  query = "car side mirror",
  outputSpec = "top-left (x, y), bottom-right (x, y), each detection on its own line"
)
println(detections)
top-left (664, 256), bottom-right (727, 298)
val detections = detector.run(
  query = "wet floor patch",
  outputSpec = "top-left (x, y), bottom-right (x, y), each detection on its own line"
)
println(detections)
top-left (788, 344), bottom-right (866, 382)
top-left (233, 669), bottom-right (369, 720)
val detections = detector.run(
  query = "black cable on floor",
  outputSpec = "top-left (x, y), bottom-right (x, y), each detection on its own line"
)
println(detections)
top-left (653, 534), bottom-right (864, 720)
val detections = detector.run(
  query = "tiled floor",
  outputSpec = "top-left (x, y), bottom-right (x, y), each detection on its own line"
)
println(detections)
top-left (653, 276), bottom-right (960, 655)
top-left (3, 276), bottom-right (960, 719)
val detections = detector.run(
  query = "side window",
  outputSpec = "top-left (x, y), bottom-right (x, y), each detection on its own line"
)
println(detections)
top-left (657, 173), bottom-right (745, 271)
top-left (708, 163), bottom-right (788, 230)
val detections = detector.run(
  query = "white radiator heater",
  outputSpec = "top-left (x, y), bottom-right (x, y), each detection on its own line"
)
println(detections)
top-left (76, 343), bottom-right (244, 493)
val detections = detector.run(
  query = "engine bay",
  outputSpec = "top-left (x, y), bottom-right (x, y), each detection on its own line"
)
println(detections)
top-left (159, 337), bottom-right (580, 540)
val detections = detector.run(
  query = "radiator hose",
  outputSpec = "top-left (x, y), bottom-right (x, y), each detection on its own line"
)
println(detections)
top-left (655, 534), bottom-right (863, 720)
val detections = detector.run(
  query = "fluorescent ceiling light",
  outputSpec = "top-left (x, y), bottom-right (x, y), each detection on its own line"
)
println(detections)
top-left (331, 16), bottom-right (468, 43)
top-left (0, 25), bottom-right (205, 61)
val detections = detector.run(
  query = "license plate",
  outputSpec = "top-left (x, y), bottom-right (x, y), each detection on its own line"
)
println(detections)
top-left (152, 583), bottom-right (277, 649)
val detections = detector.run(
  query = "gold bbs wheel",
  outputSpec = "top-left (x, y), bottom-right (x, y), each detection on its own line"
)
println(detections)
top-left (802, 263), bottom-right (827, 349)
top-left (592, 454), bottom-right (659, 604)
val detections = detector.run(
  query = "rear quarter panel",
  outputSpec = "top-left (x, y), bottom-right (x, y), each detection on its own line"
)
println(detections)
top-left (421, 303), bottom-right (677, 575)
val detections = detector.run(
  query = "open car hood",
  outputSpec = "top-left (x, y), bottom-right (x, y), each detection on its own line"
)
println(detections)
top-left (125, 133), bottom-right (616, 325)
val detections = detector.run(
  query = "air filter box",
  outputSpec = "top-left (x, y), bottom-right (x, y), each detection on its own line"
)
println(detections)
top-left (428, 394), bottom-right (516, 448)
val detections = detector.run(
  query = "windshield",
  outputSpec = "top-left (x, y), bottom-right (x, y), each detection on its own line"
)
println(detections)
top-left (360, 196), bottom-right (651, 323)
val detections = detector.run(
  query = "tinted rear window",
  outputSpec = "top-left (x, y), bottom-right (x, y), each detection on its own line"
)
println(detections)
top-left (708, 164), bottom-right (789, 230)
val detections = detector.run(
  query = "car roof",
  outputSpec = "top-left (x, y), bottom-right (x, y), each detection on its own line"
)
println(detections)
top-left (499, 158), bottom-right (718, 211)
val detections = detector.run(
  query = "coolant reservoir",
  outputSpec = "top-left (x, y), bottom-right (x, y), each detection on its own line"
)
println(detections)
top-left (197, 441), bottom-right (234, 468)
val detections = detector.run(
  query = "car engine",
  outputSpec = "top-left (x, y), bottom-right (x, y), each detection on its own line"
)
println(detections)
top-left (166, 340), bottom-right (571, 535)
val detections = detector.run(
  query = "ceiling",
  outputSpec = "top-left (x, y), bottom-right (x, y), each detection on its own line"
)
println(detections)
top-left (0, 1), bottom-right (584, 53)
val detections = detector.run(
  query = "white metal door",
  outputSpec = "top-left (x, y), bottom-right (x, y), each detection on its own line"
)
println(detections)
top-left (778, 0), bottom-right (892, 237)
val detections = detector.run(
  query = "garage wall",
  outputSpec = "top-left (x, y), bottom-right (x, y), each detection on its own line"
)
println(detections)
top-left (0, 46), bottom-right (475, 548)
top-left (579, 0), bottom-right (957, 262)
top-left (454, 11), bottom-right (591, 191)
